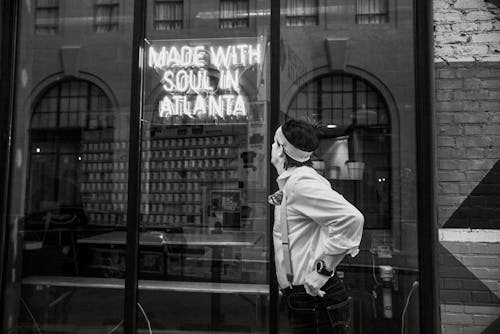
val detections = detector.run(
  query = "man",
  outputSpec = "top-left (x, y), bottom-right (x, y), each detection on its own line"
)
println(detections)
top-left (269, 119), bottom-right (364, 334)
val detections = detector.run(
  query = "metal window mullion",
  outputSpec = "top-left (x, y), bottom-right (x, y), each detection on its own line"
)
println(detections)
top-left (269, 1), bottom-right (280, 333)
top-left (124, 0), bottom-right (146, 333)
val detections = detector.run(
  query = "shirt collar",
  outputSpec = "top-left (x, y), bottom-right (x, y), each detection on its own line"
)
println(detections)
top-left (276, 167), bottom-right (300, 190)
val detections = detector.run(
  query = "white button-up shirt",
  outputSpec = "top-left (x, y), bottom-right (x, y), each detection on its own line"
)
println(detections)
top-left (273, 166), bottom-right (364, 289)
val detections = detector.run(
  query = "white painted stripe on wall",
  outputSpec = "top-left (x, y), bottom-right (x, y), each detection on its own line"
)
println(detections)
top-left (439, 229), bottom-right (500, 243)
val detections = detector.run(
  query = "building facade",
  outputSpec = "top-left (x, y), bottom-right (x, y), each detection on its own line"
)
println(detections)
top-left (2, 0), bottom-right (496, 333)
top-left (434, 0), bottom-right (500, 333)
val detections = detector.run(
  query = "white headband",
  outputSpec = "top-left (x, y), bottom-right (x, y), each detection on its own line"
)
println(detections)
top-left (275, 126), bottom-right (313, 162)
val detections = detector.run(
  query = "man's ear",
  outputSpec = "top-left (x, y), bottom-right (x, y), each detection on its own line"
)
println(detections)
top-left (277, 144), bottom-right (284, 157)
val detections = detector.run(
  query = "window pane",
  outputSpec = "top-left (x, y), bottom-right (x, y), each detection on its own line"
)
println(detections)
top-left (3, 1), bottom-right (133, 332)
top-left (281, 0), bottom-right (419, 332)
top-left (139, 2), bottom-right (271, 332)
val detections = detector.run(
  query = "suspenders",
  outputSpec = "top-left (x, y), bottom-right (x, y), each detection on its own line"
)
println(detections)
top-left (279, 190), bottom-right (294, 287)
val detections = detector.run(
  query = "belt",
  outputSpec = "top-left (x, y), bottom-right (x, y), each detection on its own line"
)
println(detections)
top-left (281, 284), bottom-right (306, 296)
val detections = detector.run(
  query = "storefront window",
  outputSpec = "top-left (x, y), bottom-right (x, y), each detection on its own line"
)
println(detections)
top-left (2, 1), bottom-right (133, 332)
top-left (2, 0), bottom-right (423, 333)
top-left (279, 0), bottom-right (419, 332)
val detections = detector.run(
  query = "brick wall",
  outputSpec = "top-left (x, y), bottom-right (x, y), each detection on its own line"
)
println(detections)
top-left (434, 0), bottom-right (500, 333)
top-left (434, 0), bottom-right (500, 62)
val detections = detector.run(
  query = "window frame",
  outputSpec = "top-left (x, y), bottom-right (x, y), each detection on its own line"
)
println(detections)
top-left (285, 0), bottom-right (319, 27)
top-left (94, 0), bottom-right (120, 33)
top-left (153, 0), bottom-right (184, 31)
top-left (355, 0), bottom-right (390, 25)
top-left (219, 0), bottom-right (250, 29)
top-left (34, 0), bottom-right (59, 35)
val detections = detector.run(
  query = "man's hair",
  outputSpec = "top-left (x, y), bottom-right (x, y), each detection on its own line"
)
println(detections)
top-left (281, 118), bottom-right (320, 169)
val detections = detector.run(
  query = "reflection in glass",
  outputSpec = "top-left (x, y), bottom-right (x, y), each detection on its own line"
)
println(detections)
top-left (2, 0), bottom-right (133, 332)
top-left (137, 2), bottom-right (271, 332)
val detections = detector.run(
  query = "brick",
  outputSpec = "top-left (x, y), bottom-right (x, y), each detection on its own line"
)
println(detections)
top-left (462, 279), bottom-right (486, 290)
top-left (464, 148), bottom-right (485, 158)
top-left (471, 292), bottom-right (492, 303)
top-left (438, 147), bottom-right (465, 158)
top-left (438, 196), bottom-right (465, 206)
top-left (455, 112), bottom-right (489, 123)
top-left (435, 24), bottom-right (454, 33)
top-left (478, 22), bottom-right (494, 31)
top-left (438, 79), bottom-right (465, 90)
top-left (434, 0), bottom-right (451, 10)
top-left (475, 68), bottom-right (500, 78)
top-left (435, 12), bottom-right (463, 23)
top-left (464, 78), bottom-right (482, 89)
top-left (438, 136), bottom-right (457, 147)
top-left (464, 305), bottom-right (500, 315)
top-left (440, 241), bottom-right (470, 253)
top-left (472, 314), bottom-right (499, 326)
top-left (439, 159), bottom-right (462, 170)
top-left (464, 11), bottom-right (496, 21)
top-left (442, 313), bottom-right (473, 325)
top-left (451, 22), bottom-right (478, 32)
top-left (453, 90), bottom-right (484, 100)
top-left (440, 33), bottom-right (470, 44)
top-left (463, 125), bottom-right (483, 135)
top-left (443, 278), bottom-right (464, 289)
top-left (438, 171), bottom-right (466, 181)
top-left (437, 113), bottom-right (456, 124)
top-left (481, 124), bottom-right (500, 134)
top-left (464, 159), bottom-right (495, 170)
top-left (461, 255), bottom-right (500, 266)
top-left (471, 33), bottom-right (500, 44)
top-left (483, 280), bottom-right (500, 292)
top-left (459, 45), bottom-right (489, 56)
top-left (470, 243), bottom-right (500, 254)
top-left (456, 136), bottom-right (492, 147)
top-left (458, 182), bottom-right (476, 195)
top-left (488, 90), bottom-right (500, 99)
top-left (468, 268), bottom-right (500, 279)
top-left (463, 326), bottom-right (488, 334)
top-left (454, 0), bottom-right (483, 9)
top-left (442, 325), bottom-right (463, 334)
top-left (465, 170), bottom-right (488, 181)
top-left (442, 304), bottom-right (464, 313)
top-left (481, 79), bottom-right (500, 89)
top-left (481, 101), bottom-right (500, 112)
top-left (436, 90), bottom-right (454, 101)
top-left (439, 125), bottom-right (463, 135)
top-left (437, 68), bottom-right (457, 79)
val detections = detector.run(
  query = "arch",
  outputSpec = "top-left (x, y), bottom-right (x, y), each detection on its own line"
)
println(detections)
top-left (30, 77), bottom-right (115, 130)
top-left (282, 65), bottom-right (399, 131)
top-left (284, 69), bottom-right (401, 230)
top-left (23, 72), bottom-right (119, 117)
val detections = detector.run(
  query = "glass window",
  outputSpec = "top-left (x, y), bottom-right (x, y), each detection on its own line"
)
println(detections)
top-left (288, 74), bottom-right (391, 229)
top-left (95, 0), bottom-right (120, 32)
top-left (355, 0), bottom-right (389, 24)
top-left (138, 1), bottom-right (271, 332)
top-left (220, 0), bottom-right (249, 29)
top-left (35, 0), bottom-right (59, 35)
top-left (154, 0), bottom-right (184, 31)
top-left (285, 0), bottom-right (319, 27)
top-left (2, 1), bottom-right (133, 332)
top-left (280, 0), bottom-right (420, 332)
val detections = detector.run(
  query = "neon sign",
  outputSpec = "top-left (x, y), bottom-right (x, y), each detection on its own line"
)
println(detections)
top-left (148, 42), bottom-right (262, 121)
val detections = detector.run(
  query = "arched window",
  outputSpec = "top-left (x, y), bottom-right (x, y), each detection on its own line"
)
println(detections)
top-left (287, 73), bottom-right (392, 229)
top-left (28, 79), bottom-right (114, 213)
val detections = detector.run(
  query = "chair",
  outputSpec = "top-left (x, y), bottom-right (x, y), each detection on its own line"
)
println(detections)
top-left (22, 209), bottom-right (81, 276)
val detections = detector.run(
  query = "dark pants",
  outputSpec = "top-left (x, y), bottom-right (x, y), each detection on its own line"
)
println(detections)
top-left (282, 276), bottom-right (351, 334)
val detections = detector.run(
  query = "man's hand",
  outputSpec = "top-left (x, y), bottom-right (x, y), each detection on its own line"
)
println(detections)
top-left (304, 271), bottom-right (330, 297)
